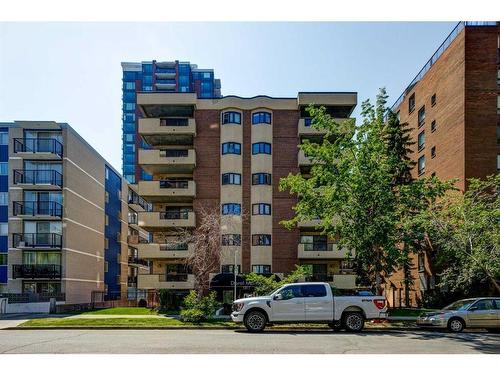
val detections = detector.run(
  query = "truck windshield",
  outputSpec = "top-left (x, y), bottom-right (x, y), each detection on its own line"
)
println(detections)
top-left (443, 300), bottom-right (475, 311)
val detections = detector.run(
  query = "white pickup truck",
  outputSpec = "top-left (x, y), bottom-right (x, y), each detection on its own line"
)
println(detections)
top-left (231, 282), bottom-right (387, 332)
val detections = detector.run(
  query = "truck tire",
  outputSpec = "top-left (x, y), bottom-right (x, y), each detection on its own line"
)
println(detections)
top-left (244, 310), bottom-right (267, 333)
top-left (343, 312), bottom-right (365, 332)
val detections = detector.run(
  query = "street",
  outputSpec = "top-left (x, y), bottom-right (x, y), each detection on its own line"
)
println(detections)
top-left (0, 329), bottom-right (498, 354)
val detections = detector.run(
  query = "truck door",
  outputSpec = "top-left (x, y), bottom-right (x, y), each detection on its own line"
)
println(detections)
top-left (467, 299), bottom-right (497, 328)
top-left (271, 285), bottom-right (305, 321)
top-left (303, 284), bottom-right (333, 321)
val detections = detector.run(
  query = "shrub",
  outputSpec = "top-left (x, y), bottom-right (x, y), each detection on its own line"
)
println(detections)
top-left (180, 291), bottom-right (220, 322)
top-left (180, 308), bottom-right (205, 323)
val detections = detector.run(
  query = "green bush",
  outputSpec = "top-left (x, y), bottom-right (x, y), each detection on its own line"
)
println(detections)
top-left (180, 291), bottom-right (220, 322)
top-left (180, 308), bottom-right (205, 323)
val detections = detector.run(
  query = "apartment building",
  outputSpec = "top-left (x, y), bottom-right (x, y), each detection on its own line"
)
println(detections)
top-left (121, 60), bottom-right (222, 184)
top-left (386, 21), bottom-right (500, 307)
top-left (133, 91), bottom-right (358, 303)
top-left (0, 121), bottom-right (128, 310)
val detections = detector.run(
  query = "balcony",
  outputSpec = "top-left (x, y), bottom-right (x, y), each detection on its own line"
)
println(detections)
top-left (139, 149), bottom-right (196, 174)
top-left (128, 188), bottom-right (151, 212)
top-left (297, 243), bottom-right (350, 259)
top-left (298, 150), bottom-right (313, 167)
top-left (138, 180), bottom-right (196, 203)
top-left (13, 201), bottom-right (63, 218)
top-left (127, 256), bottom-right (149, 267)
top-left (13, 138), bottom-right (63, 158)
top-left (298, 118), bottom-right (327, 137)
top-left (137, 242), bottom-right (194, 259)
top-left (13, 169), bottom-right (63, 188)
top-left (139, 118), bottom-right (196, 146)
top-left (13, 233), bottom-right (62, 249)
top-left (297, 218), bottom-right (322, 228)
top-left (127, 276), bottom-right (138, 287)
top-left (138, 273), bottom-right (195, 290)
top-left (137, 210), bottom-right (196, 231)
top-left (305, 274), bottom-right (356, 289)
top-left (12, 264), bottom-right (62, 279)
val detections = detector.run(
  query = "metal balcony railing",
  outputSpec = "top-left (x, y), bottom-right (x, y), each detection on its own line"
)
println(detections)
top-left (159, 274), bottom-right (189, 282)
top-left (160, 149), bottom-right (189, 158)
top-left (13, 138), bottom-right (63, 157)
top-left (0, 293), bottom-right (65, 303)
top-left (159, 118), bottom-right (189, 127)
top-left (13, 169), bottom-right (63, 187)
top-left (159, 243), bottom-right (189, 251)
top-left (302, 242), bottom-right (329, 251)
top-left (127, 256), bottom-right (148, 266)
top-left (13, 233), bottom-right (63, 248)
top-left (159, 210), bottom-right (191, 220)
top-left (159, 180), bottom-right (189, 189)
top-left (13, 201), bottom-right (63, 217)
top-left (12, 264), bottom-right (62, 279)
top-left (128, 190), bottom-right (151, 211)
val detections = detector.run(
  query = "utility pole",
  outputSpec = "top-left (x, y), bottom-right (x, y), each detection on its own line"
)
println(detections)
top-left (233, 247), bottom-right (238, 302)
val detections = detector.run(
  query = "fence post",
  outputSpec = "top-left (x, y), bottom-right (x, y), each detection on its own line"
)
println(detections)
top-left (49, 297), bottom-right (56, 314)
top-left (0, 298), bottom-right (7, 315)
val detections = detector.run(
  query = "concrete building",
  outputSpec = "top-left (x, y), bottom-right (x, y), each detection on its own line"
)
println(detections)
top-left (385, 21), bottom-right (500, 307)
top-left (133, 91), bottom-right (358, 304)
top-left (121, 61), bottom-right (222, 184)
top-left (0, 121), bottom-right (129, 310)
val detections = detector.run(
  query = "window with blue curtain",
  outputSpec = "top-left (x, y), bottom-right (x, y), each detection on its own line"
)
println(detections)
top-left (222, 111), bottom-right (241, 125)
top-left (252, 203), bottom-right (271, 215)
top-left (222, 173), bottom-right (241, 185)
top-left (222, 203), bottom-right (241, 215)
top-left (252, 112), bottom-right (271, 125)
top-left (252, 142), bottom-right (271, 155)
top-left (222, 142), bottom-right (241, 155)
top-left (252, 173), bottom-right (271, 185)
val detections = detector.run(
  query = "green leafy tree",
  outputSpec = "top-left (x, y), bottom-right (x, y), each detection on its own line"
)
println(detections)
top-left (244, 265), bottom-right (311, 296)
top-left (418, 174), bottom-right (500, 294)
top-left (279, 88), bottom-right (453, 294)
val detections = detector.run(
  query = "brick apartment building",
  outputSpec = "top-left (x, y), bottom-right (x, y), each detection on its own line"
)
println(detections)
top-left (385, 21), bottom-right (500, 307)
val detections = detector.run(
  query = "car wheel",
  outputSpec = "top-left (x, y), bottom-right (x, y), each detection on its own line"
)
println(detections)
top-left (447, 318), bottom-right (464, 333)
top-left (244, 310), bottom-right (267, 333)
top-left (328, 322), bottom-right (342, 332)
top-left (343, 312), bottom-right (365, 332)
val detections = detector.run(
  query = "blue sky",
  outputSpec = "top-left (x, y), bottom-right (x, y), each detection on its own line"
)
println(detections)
top-left (0, 22), bottom-right (456, 171)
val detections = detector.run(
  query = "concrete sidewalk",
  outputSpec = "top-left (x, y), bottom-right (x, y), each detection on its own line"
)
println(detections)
top-left (0, 313), bottom-right (59, 329)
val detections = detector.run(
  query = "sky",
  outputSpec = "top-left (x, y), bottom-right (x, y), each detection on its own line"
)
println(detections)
top-left (0, 22), bottom-right (456, 172)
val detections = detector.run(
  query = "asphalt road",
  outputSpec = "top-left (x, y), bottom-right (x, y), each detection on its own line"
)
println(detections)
top-left (0, 329), bottom-right (498, 354)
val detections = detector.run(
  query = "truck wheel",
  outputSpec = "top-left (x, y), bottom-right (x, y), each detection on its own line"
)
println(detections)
top-left (328, 323), bottom-right (342, 332)
top-left (244, 310), bottom-right (267, 333)
top-left (447, 318), bottom-right (464, 333)
top-left (343, 312), bottom-right (364, 332)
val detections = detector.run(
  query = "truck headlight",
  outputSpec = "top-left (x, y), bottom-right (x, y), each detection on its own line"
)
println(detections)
top-left (232, 303), bottom-right (244, 312)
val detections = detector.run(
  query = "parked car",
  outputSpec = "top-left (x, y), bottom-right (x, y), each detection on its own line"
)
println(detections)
top-left (416, 297), bottom-right (500, 333)
top-left (231, 282), bottom-right (387, 332)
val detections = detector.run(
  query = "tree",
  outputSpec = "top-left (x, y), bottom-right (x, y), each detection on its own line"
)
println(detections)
top-left (279, 88), bottom-right (453, 295)
top-left (418, 174), bottom-right (500, 294)
top-left (244, 265), bottom-right (311, 296)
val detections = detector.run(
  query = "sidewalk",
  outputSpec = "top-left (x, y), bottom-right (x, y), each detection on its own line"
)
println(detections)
top-left (0, 313), bottom-right (58, 329)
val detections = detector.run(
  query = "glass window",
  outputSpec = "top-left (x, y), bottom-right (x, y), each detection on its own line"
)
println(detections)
top-left (124, 82), bottom-right (135, 90)
top-left (431, 146), bottom-right (436, 158)
top-left (431, 120), bottom-right (437, 132)
top-left (221, 234), bottom-right (241, 246)
top-left (497, 125), bottom-right (500, 145)
top-left (142, 64), bottom-right (153, 74)
top-left (252, 142), bottom-right (271, 155)
top-left (252, 234), bottom-right (271, 246)
top-left (471, 299), bottom-right (496, 311)
top-left (418, 131), bottom-right (425, 151)
top-left (497, 154), bottom-right (500, 172)
top-left (252, 265), bottom-right (271, 274)
top-left (222, 111), bottom-right (241, 125)
top-left (123, 122), bottom-right (135, 132)
top-left (0, 162), bottom-right (8, 175)
top-left (0, 223), bottom-right (8, 236)
top-left (123, 92), bottom-right (135, 102)
top-left (418, 106), bottom-right (426, 127)
top-left (0, 131), bottom-right (8, 145)
top-left (221, 203), bottom-right (241, 216)
top-left (124, 103), bottom-right (135, 111)
top-left (418, 155), bottom-right (426, 175)
top-left (302, 284), bottom-right (327, 297)
top-left (280, 284), bottom-right (303, 299)
top-left (222, 142), bottom-right (241, 155)
top-left (0, 254), bottom-right (7, 265)
top-left (124, 134), bottom-right (134, 143)
top-left (252, 203), bottom-right (271, 215)
top-left (252, 173), bottom-right (271, 185)
top-left (0, 192), bottom-right (7, 206)
top-left (221, 265), bottom-right (241, 274)
top-left (431, 94), bottom-right (437, 106)
top-left (222, 173), bottom-right (241, 185)
top-left (408, 93), bottom-right (415, 113)
top-left (252, 112), bottom-right (271, 125)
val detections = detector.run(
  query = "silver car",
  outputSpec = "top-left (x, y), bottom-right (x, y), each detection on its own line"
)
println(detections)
top-left (416, 297), bottom-right (500, 333)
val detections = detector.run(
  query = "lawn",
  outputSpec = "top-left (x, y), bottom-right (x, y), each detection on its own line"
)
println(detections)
top-left (80, 307), bottom-right (158, 315)
top-left (388, 308), bottom-right (437, 317)
top-left (20, 317), bottom-right (237, 328)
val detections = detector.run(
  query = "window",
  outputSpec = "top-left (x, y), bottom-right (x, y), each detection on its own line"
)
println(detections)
top-left (105, 215), bottom-right (109, 226)
top-left (222, 203), bottom-right (241, 215)
top-left (252, 112), bottom-right (271, 125)
top-left (0, 223), bottom-right (7, 236)
top-left (222, 173), bottom-right (241, 185)
top-left (124, 82), bottom-right (135, 90)
top-left (252, 265), bottom-right (271, 274)
top-left (222, 111), bottom-right (241, 125)
top-left (471, 299), bottom-right (496, 311)
top-left (124, 103), bottom-right (135, 111)
top-left (431, 120), bottom-right (437, 132)
top-left (222, 142), bottom-right (241, 155)
top-left (0, 192), bottom-right (7, 206)
top-left (252, 142), bottom-right (271, 155)
top-left (418, 106), bottom-right (425, 127)
top-left (221, 265), bottom-right (241, 274)
top-left (0, 254), bottom-right (7, 266)
top-left (304, 118), bottom-right (313, 127)
top-left (105, 238), bottom-right (109, 250)
top-left (302, 284), bottom-right (327, 297)
top-left (104, 261), bottom-right (108, 273)
top-left (408, 93), bottom-right (415, 113)
top-left (252, 234), bottom-right (271, 246)
top-left (0, 162), bottom-right (8, 175)
top-left (0, 132), bottom-right (8, 145)
top-left (252, 203), bottom-right (271, 215)
top-left (252, 173), bottom-right (271, 185)
top-left (280, 284), bottom-right (303, 299)
top-left (431, 94), bottom-right (437, 106)
top-left (431, 146), bottom-right (436, 158)
top-left (105, 192), bottom-right (109, 203)
top-left (497, 154), bottom-right (500, 172)
top-left (497, 124), bottom-right (500, 145)
top-left (497, 95), bottom-right (500, 114)
top-left (418, 155), bottom-right (426, 175)
top-left (418, 131), bottom-right (425, 151)
top-left (221, 234), bottom-right (241, 246)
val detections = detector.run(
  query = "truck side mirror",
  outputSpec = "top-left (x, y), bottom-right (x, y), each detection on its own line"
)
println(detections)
top-left (274, 293), bottom-right (283, 301)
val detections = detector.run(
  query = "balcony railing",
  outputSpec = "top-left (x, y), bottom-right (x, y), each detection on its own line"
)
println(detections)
top-left (12, 264), bottom-right (62, 279)
top-left (13, 201), bottom-right (63, 217)
top-left (159, 210), bottom-right (191, 220)
top-left (128, 256), bottom-right (148, 266)
top-left (159, 180), bottom-right (189, 189)
top-left (160, 118), bottom-right (189, 127)
top-left (301, 242), bottom-right (329, 251)
top-left (160, 149), bottom-right (189, 158)
top-left (13, 169), bottom-right (63, 187)
top-left (128, 190), bottom-right (151, 211)
top-left (13, 138), bottom-right (63, 157)
top-left (159, 243), bottom-right (189, 251)
top-left (159, 274), bottom-right (189, 282)
top-left (13, 233), bottom-right (63, 248)
top-left (0, 292), bottom-right (65, 303)
top-left (156, 79), bottom-right (176, 85)
top-left (127, 276), bottom-right (138, 286)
